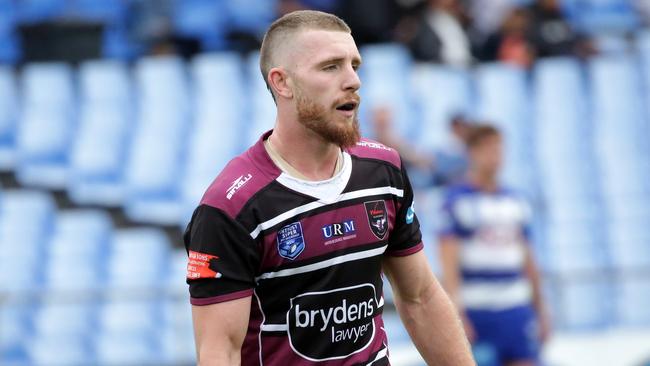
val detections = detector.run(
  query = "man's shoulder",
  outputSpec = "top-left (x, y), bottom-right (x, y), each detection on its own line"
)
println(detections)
top-left (200, 147), bottom-right (278, 218)
top-left (346, 138), bottom-right (402, 169)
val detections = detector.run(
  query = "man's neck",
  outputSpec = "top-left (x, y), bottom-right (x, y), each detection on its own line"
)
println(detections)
top-left (268, 123), bottom-right (342, 181)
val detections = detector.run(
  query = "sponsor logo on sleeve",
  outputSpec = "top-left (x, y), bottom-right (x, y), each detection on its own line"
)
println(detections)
top-left (321, 220), bottom-right (357, 245)
top-left (356, 141), bottom-right (392, 151)
top-left (277, 222), bottom-right (306, 260)
top-left (186, 250), bottom-right (222, 279)
top-left (405, 202), bottom-right (415, 224)
top-left (287, 284), bottom-right (378, 361)
top-left (226, 173), bottom-right (252, 200)
top-left (364, 200), bottom-right (388, 240)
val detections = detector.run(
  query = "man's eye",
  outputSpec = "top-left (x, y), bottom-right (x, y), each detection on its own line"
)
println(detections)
top-left (324, 65), bottom-right (337, 71)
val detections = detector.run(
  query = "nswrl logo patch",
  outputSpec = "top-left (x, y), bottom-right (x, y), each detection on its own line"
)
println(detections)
top-left (277, 222), bottom-right (306, 260)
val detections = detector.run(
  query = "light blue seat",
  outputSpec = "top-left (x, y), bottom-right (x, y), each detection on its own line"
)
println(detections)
top-left (562, 0), bottom-right (641, 33)
top-left (225, 0), bottom-right (277, 36)
top-left (557, 280), bottom-right (613, 330)
top-left (0, 65), bottom-right (18, 168)
top-left (44, 210), bottom-right (112, 292)
top-left (409, 63), bottom-right (471, 151)
top-left (474, 63), bottom-right (533, 193)
top-left (107, 228), bottom-right (170, 290)
top-left (97, 300), bottom-right (162, 339)
top-left (245, 51), bottom-right (276, 148)
top-left (614, 278), bottom-right (650, 326)
top-left (16, 62), bottom-right (76, 188)
top-left (27, 335), bottom-right (92, 366)
top-left (360, 44), bottom-right (417, 141)
top-left (172, 0), bottom-right (227, 50)
top-left (33, 302), bottom-right (97, 338)
top-left (124, 56), bottom-right (190, 225)
top-left (69, 60), bottom-right (132, 206)
top-left (94, 332), bottom-right (160, 365)
top-left (0, 189), bottom-right (56, 292)
top-left (180, 52), bottom-right (246, 225)
top-left (0, 303), bottom-right (35, 364)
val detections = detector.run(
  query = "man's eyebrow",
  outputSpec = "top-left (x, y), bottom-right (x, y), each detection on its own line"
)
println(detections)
top-left (316, 56), bottom-right (363, 67)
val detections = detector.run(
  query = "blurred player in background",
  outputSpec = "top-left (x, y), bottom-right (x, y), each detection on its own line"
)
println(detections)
top-left (438, 125), bottom-right (550, 366)
top-left (185, 10), bottom-right (475, 365)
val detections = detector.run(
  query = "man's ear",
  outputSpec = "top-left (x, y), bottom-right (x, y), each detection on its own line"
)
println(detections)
top-left (268, 67), bottom-right (293, 99)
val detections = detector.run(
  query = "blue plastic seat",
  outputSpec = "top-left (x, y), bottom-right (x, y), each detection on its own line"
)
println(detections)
top-left (16, 62), bottom-right (76, 188)
top-left (94, 332), bottom-right (161, 365)
top-left (0, 189), bottom-right (56, 292)
top-left (44, 210), bottom-right (112, 292)
top-left (474, 63), bottom-right (533, 192)
top-left (409, 63), bottom-right (471, 151)
top-left (15, 0), bottom-right (67, 23)
top-left (245, 51), bottom-right (276, 148)
top-left (124, 56), bottom-right (190, 225)
top-left (172, 0), bottom-right (227, 50)
top-left (556, 280), bottom-right (613, 330)
top-left (107, 228), bottom-right (170, 290)
top-left (69, 60), bottom-right (132, 206)
top-left (0, 65), bottom-right (18, 168)
top-left (360, 44), bottom-right (418, 141)
top-left (180, 52), bottom-right (246, 225)
top-left (0, 2), bottom-right (19, 63)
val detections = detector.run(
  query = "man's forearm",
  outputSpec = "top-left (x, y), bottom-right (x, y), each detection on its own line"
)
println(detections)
top-left (395, 277), bottom-right (475, 366)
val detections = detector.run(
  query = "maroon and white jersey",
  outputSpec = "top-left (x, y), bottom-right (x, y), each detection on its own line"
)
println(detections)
top-left (185, 131), bottom-right (423, 365)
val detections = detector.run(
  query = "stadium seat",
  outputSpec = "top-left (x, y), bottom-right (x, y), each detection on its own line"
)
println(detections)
top-left (180, 52), bottom-right (246, 225)
top-left (557, 280), bottom-right (613, 330)
top-left (245, 51), bottom-right (276, 144)
top-left (33, 301), bottom-right (97, 338)
top-left (94, 332), bottom-right (161, 365)
top-left (0, 1), bottom-right (19, 63)
top-left (43, 210), bottom-right (112, 292)
top-left (68, 0), bottom-right (127, 23)
top-left (107, 228), bottom-right (171, 290)
top-left (0, 189), bottom-right (56, 292)
top-left (124, 56), bottom-right (189, 225)
top-left (172, 0), bottom-right (227, 50)
top-left (224, 0), bottom-right (277, 36)
top-left (474, 62), bottom-right (533, 193)
top-left (16, 62), bottom-right (76, 188)
top-left (615, 278), bottom-right (650, 326)
top-left (27, 336), bottom-right (91, 366)
top-left (69, 59), bottom-right (132, 206)
top-left (0, 65), bottom-right (18, 168)
top-left (360, 44), bottom-right (417, 141)
top-left (15, 0), bottom-right (67, 23)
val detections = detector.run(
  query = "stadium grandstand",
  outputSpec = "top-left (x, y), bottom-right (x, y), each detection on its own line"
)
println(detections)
top-left (0, 0), bottom-right (649, 365)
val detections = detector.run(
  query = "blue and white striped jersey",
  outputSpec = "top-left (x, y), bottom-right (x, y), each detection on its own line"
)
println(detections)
top-left (438, 182), bottom-right (533, 311)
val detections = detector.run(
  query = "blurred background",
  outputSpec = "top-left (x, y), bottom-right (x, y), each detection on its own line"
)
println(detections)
top-left (0, 0), bottom-right (650, 365)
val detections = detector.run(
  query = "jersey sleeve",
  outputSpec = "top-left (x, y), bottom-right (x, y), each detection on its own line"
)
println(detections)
top-left (386, 162), bottom-right (423, 257)
top-left (184, 204), bottom-right (261, 306)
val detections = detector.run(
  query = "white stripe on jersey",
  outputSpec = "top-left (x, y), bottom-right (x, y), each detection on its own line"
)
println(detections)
top-left (462, 278), bottom-right (532, 310)
top-left (249, 186), bottom-right (404, 239)
top-left (256, 245), bottom-right (388, 281)
top-left (461, 239), bottom-right (527, 272)
top-left (260, 323), bottom-right (289, 332)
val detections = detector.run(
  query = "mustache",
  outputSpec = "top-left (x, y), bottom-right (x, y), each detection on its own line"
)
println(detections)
top-left (332, 94), bottom-right (361, 108)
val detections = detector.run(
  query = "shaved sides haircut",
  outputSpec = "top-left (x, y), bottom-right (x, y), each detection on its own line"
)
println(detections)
top-left (260, 10), bottom-right (351, 101)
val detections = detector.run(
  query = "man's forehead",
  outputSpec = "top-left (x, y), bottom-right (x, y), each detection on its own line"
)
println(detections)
top-left (290, 29), bottom-right (361, 62)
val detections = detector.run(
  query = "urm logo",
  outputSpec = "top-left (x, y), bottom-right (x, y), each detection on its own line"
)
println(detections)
top-left (322, 220), bottom-right (356, 239)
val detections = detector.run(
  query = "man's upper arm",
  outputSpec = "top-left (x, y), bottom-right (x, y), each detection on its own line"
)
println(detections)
top-left (383, 250), bottom-right (436, 302)
top-left (192, 297), bottom-right (251, 363)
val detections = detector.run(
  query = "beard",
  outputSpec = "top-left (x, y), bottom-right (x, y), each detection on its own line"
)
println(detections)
top-left (295, 89), bottom-right (361, 148)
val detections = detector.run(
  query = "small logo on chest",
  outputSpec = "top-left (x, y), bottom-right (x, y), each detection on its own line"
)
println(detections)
top-left (321, 220), bottom-right (356, 239)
